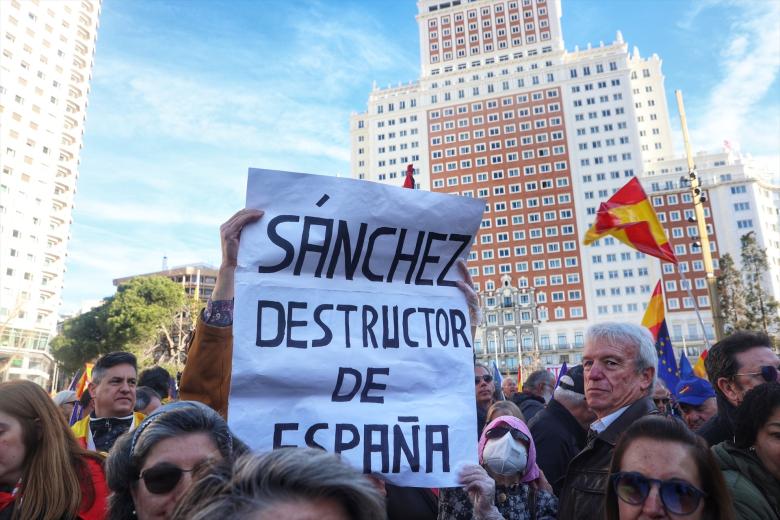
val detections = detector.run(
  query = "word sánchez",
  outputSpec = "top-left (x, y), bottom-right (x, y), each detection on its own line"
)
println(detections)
top-left (258, 215), bottom-right (471, 286)
top-left (273, 417), bottom-right (450, 475)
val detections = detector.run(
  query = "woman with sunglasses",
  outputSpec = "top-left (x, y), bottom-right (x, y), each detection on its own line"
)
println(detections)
top-left (438, 415), bottom-right (557, 520)
top-left (606, 415), bottom-right (733, 520)
top-left (105, 400), bottom-right (246, 520)
top-left (0, 380), bottom-right (108, 520)
top-left (712, 382), bottom-right (780, 519)
top-left (475, 364), bottom-right (496, 437)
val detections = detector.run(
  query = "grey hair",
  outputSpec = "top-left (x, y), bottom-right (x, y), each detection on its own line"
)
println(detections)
top-left (523, 369), bottom-right (555, 391)
top-left (586, 322), bottom-right (657, 388)
top-left (171, 448), bottom-right (386, 520)
top-left (502, 376), bottom-right (517, 385)
top-left (105, 401), bottom-right (244, 520)
top-left (475, 362), bottom-right (490, 373)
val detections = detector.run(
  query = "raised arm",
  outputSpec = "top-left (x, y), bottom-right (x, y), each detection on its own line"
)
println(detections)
top-left (179, 209), bottom-right (264, 417)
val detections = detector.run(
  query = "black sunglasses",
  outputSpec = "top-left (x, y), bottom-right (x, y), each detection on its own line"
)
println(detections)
top-left (138, 462), bottom-right (195, 494)
top-left (475, 374), bottom-right (493, 385)
top-left (734, 365), bottom-right (779, 383)
top-left (484, 425), bottom-right (527, 442)
top-left (611, 471), bottom-right (706, 515)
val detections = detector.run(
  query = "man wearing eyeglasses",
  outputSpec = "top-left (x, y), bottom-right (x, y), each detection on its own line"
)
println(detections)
top-left (557, 322), bottom-right (659, 520)
top-left (699, 330), bottom-right (780, 446)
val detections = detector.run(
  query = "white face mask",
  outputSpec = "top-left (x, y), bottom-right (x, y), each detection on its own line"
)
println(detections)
top-left (482, 431), bottom-right (529, 476)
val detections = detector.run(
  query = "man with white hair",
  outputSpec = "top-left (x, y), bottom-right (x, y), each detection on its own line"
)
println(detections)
top-left (558, 322), bottom-right (659, 519)
top-left (501, 375), bottom-right (517, 399)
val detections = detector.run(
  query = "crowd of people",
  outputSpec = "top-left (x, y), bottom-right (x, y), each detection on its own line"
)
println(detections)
top-left (1, 208), bottom-right (779, 520)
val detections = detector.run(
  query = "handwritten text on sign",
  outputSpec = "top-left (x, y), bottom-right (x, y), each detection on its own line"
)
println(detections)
top-left (229, 169), bottom-right (484, 486)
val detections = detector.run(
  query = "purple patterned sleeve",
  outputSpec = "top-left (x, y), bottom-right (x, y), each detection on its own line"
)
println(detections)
top-left (203, 299), bottom-right (234, 327)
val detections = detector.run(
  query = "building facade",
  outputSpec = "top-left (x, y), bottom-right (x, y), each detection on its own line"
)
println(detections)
top-left (0, 0), bottom-right (101, 388)
top-left (113, 264), bottom-right (219, 302)
top-left (350, 0), bottom-right (780, 376)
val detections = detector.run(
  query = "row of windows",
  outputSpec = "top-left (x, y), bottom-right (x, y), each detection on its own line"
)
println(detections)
top-left (375, 99), bottom-right (417, 114)
top-left (431, 133), bottom-right (563, 157)
top-left (430, 32), bottom-right (551, 62)
top-left (666, 296), bottom-right (710, 309)
top-left (429, 90), bottom-right (558, 117)
top-left (568, 62), bottom-right (620, 79)
top-left (579, 153), bottom-right (632, 167)
top-left (431, 151), bottom-right (566, 171)
top-left (661, 260), bottom-right (717, 274)
top-left (429, 104), bottom-right (560, 131)
top-left (428, 45), bottom-right (555, 76)
top-left (428, 17), bottom-right (550, 46)
top-left (375, 115), bottom-right (418, 128)
top-left (430, 120), bottom-right (563, 149)
top-left (574, 107), bottom-right (627, 123)
top-left (476, 226), bottom-right (577, 245)
top-left (429, 74), bottom-right (558, 99)
top-left (577, 136), bottom-right (630, 149)
top-left (593, 267), bottom-right (649, 280)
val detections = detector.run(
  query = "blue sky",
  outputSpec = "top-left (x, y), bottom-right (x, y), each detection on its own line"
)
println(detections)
top-left (61, 0), bottom-right (779, 312)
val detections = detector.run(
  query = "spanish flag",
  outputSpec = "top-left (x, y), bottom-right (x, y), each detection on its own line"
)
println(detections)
top-left (583, 178), bottom-right (677, 263)
top-left (693, 350), bottom-right (708, 379)
top-left (642, 281), bottom-right (679, 391)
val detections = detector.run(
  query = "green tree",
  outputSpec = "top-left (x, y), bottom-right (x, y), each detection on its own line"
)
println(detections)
top-left (740, 232), bottom-right (780, 334)
top-left (51, 276), bottom-right (203, 375)
top-left (50, 300), bottom-right (112, 373)
top-left (717, 233), bottom-right (780, 334)
top-left (716, 253), bottom-right (749, 332)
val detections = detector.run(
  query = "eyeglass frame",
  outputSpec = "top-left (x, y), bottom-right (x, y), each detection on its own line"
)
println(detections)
top-left (733, 364), bottom-right (779, 383)
top-left (475, 374), bottom-right (493, 385)
top-left (137, 462), bottom-right (196, 495)
top-left (610, 471), bottom-right (707, 515)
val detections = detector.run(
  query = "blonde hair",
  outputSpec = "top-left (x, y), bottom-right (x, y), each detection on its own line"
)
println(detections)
top-left (0, 380), bottom-right (100, 520)
top-left (486, 400), bottom-right (525, 424)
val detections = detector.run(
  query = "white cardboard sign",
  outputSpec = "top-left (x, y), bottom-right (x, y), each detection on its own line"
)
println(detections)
top-left (229, 168), bottom-right (484, 486)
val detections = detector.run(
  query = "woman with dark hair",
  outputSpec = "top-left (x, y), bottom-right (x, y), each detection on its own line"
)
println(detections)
top-left (713, 382), bottom-right (780, 519)
top-left (105, 400), bottom-right (245, 520)
top-left (0, 380), bottom-right (108, 520)
top-left (171, 448), bottom-right (386, 520)
top-left (606, 415), bottom-right (733, 520)
top-left (438, 415), bottom-right (557, 520)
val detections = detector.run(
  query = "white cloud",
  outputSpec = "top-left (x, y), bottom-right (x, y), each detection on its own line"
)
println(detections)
top-left (682, 1), bottom-right (780, 157)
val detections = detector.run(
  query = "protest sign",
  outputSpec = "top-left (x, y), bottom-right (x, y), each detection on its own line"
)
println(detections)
top-left (229, 168), bottom-right (484, 486)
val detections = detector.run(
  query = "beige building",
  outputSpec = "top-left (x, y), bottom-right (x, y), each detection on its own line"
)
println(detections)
top-left (350, 0), bottom-right (780, 377)
top-left (0, 0), bottom-right (102, 388)
top-left (113, 263), bottom-right (218, 302)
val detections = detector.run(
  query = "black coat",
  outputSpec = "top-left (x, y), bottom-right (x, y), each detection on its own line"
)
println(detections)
top-left (698, 396), bottom-right (737, 446)
top-left (558, 397), bottom-right (659, 520)
top-left (528, 399), bottom-right (587, 495)
top-left (512, 392), bottom-right (545, 422)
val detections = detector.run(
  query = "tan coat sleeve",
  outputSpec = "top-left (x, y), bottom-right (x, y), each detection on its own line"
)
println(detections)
top-left (179, 318), bottom-right (233, 419)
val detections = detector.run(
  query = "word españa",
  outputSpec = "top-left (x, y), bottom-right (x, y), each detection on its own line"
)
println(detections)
top-left (258, 215), bottom-right (472, 286)
top-left (257, 300), bottom-right (472, 349)
top-left (273, 417), bottom-right (450, 474)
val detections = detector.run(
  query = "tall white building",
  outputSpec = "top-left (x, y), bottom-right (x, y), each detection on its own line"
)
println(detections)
top-left (350, 0), bottom-right (780, 375)
top-left (0, 0), bottom-right (101, 388)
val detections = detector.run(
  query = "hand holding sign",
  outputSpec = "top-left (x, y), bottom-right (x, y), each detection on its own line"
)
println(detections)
top-left (229, 169), bottom-right (484, 486)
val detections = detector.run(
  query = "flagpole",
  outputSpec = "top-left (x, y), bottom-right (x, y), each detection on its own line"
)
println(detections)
top-left (675, 90), bottom-right (724, 341)
top-left (677, 268), bottom-right (712, 351)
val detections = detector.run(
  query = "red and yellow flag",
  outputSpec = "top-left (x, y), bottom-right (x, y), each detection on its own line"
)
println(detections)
top-left (693, 349), bottom-right (708, 379)
top-left (74, 363), bottom-right (94, 398)
top-left (583, 178), bottom-right (677, 263)
top-left (641, 281), bottom-right (665, 338)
